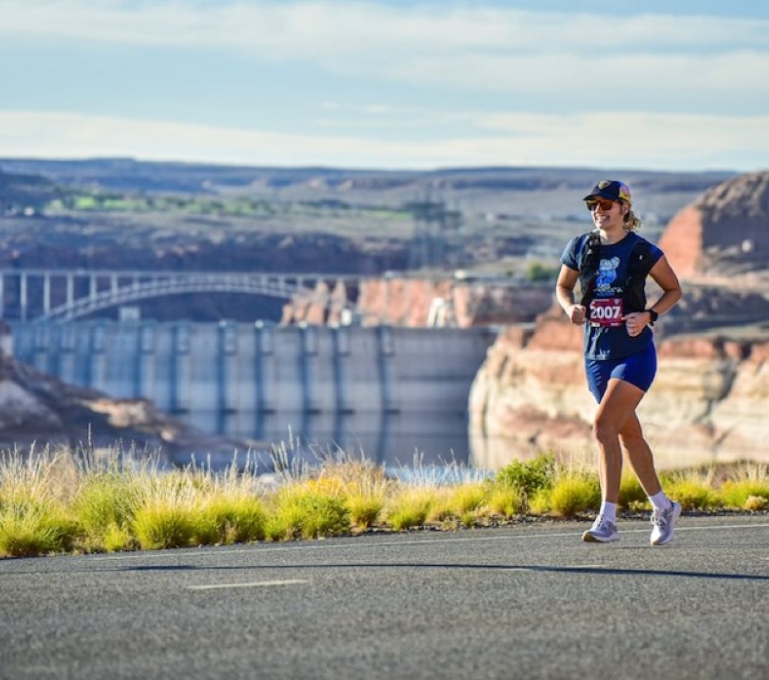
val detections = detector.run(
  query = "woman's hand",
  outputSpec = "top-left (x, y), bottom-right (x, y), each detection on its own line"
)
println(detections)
top-left (568, 304), bottom-right (587, 325)
top-left (623, 311), bottom-right (650, 337)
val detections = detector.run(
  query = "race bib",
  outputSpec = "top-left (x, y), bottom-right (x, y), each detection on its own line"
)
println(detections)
top-left (589, 297), bottom-right (624, 327)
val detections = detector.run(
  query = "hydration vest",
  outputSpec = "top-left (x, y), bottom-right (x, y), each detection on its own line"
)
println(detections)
top-left (578, 232), bottom-right (656, 314)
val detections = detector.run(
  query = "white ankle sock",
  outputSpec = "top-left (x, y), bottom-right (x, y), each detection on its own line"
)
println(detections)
top-left (599, 501), bottom-right (618, 523)
top-left (649, 491), bottom-right (672, 511)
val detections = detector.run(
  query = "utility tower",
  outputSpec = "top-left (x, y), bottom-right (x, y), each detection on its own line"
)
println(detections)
top-left (404, 186), bottom-right (463, 271)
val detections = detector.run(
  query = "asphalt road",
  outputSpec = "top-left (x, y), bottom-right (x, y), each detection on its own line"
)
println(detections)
top-left (1, 516), bottom-right (768, 680)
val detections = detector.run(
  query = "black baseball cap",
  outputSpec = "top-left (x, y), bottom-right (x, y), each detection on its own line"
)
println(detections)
top-left (583, 180), bottom-right (632, 205)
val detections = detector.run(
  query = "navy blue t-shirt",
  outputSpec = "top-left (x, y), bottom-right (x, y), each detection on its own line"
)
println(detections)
top-left (560, 231), bottom-right (663, 360)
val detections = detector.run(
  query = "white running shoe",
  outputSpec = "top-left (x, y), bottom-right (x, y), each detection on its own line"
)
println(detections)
top-left (650, 501), bottom-right (682, 546)
top-left (582, 516), bottom-right (619, 543)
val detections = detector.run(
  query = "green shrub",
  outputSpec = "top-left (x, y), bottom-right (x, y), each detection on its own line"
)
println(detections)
top-left (526, 262), bottom-right (560, 282)
top-left (716, 464), bottom-right (769, 509)
top-left (426, 490), bottom-right (456, 523)
top-left (495, 453), bottom-right (556, 499)
top-left (527, 488), bottom-right (552, 515)
top-left (7, 444), bottom-right (769, 558)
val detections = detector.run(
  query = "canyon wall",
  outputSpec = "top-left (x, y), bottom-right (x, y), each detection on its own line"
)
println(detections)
top-left (282, 278), bottom-right (554, 328)
top-left (468, 306), bottom-right (769, 471)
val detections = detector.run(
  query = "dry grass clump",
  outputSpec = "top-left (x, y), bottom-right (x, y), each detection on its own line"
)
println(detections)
top-left (264, 482), bottom-right (350, 541)
top-left (618, 473), bottom-right (648, 511)
top-left (0, 447), bottom-right (80, 557)
top-left (531, 471), bottom-right (600, 517)
top-left (73, 469), bottom-right (144, 551)
top-left (2, 442), bottom-right (769, 559)
top-left (385, 487), bottom-right (435, 531)
top-left (426, 482), bottom-right (489, 526)
top-left (660, 468), bottom-right (721, 511)
top-left (129, 461), bottom-right (269, 549)
top-left (486, 486), bottom-right (525, 518)
top-left (716, 462), bottom-right (769, 510)
top-left (316, 457), bottom-right (389, 532)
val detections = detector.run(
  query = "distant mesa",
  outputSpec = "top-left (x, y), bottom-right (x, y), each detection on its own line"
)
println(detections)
top-left (659, 170), bottom-right (769, 279)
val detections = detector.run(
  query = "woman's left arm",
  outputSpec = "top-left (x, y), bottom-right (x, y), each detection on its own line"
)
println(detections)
top-left (647, 255), bottom-right (682, 316)
top-left (623, 255), bottom-right (682, 336)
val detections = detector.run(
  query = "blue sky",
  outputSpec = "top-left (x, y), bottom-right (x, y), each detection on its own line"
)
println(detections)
top-left (1, 0), bottom-right (768, 172)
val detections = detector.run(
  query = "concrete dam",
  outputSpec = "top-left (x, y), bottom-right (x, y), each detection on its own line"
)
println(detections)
top-left (9, 322), bottom-right (496, 467)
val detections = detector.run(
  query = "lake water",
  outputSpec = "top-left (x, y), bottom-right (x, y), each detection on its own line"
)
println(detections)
top-left (10, 322), bottom-right (492, 472)
top-left (236, 409), bottom-right (473, 470)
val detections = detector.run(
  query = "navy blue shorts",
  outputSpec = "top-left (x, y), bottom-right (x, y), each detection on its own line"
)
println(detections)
top-left (585, 344), bottom-right (657, 403)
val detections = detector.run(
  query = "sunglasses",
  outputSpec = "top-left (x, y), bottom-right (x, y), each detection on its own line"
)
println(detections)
top-left (586, 198), bottom-right (617, 212)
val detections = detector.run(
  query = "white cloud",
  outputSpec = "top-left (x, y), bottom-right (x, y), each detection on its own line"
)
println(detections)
top-left (1, 2), bottom-right (767, 169)
top-left (2, 1), bottom-right (767, 57)
top-left (385, 50), bottom-right (769, 96)
top-left (1, 109), bottom-right (767, 171)
top-left (1, 1), bottom-right (765, 107)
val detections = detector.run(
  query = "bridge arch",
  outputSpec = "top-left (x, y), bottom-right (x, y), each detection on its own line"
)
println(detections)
top-left (0, 269), bottom-right (359, 322)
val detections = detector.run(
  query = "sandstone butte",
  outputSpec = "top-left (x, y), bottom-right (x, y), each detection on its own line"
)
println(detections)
top-left (469, 170), bottom-right (769, 470)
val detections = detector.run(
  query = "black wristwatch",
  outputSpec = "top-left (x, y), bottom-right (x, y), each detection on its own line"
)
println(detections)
top-left (646, 309), bottom-right (659, 326)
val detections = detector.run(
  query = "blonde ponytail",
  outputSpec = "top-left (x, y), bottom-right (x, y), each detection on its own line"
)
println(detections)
top-left (623, 207), bottom-right (642, 232)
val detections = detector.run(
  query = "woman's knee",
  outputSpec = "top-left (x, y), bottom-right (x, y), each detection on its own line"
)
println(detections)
top-left (593, 414), bottom-right (620, 444)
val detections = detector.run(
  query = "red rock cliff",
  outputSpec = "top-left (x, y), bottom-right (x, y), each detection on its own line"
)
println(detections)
top-left (282, 278), bottom-right (554, 328)
top-left (469, 307), bottom-right (769, 470)
top-left (659, 171), bottom-right (769, 279)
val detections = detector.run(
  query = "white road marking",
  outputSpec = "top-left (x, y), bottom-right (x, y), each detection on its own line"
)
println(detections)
top-left (187, 579), bottom-right (309, 591)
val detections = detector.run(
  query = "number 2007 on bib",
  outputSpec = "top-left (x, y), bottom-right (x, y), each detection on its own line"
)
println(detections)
top-left (589, 297), bottom-right (624, 327)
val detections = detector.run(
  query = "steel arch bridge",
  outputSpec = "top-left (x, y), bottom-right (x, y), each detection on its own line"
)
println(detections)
top-left (0, 269), bottom-right (362, 322)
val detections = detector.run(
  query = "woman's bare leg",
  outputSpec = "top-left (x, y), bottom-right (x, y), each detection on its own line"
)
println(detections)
top-left (619, 412), bottom-right (663, 496)
top-left (593, 379), bottom-right (645, 503)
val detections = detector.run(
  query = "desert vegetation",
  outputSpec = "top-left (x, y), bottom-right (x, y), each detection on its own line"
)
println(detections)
top-left (1, 442), bottom-right (767, 559)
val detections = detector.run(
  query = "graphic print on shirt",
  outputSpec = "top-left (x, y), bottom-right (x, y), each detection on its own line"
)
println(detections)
top-left (589, 256), bottom-right (624, 328)
top-left (596, 257), bottom-right (620, 292)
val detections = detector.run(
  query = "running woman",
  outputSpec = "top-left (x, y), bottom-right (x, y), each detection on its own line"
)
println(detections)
top-left (555, 180), bottom-right (683, 545)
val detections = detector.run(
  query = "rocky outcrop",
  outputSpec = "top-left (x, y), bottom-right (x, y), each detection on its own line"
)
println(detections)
top-left (282, 277), bottom-right (554, 328)
top-left (659, 171), bottom-right (769, 278)
top-left (468, 307), bottom-right (769, 471)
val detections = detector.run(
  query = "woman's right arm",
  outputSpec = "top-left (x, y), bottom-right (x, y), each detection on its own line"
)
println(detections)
top-left (556, 264), bottom-right (587, 325)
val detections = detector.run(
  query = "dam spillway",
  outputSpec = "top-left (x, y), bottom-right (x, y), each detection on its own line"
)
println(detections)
top-left (8, 321), bottom-right (496, 466)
